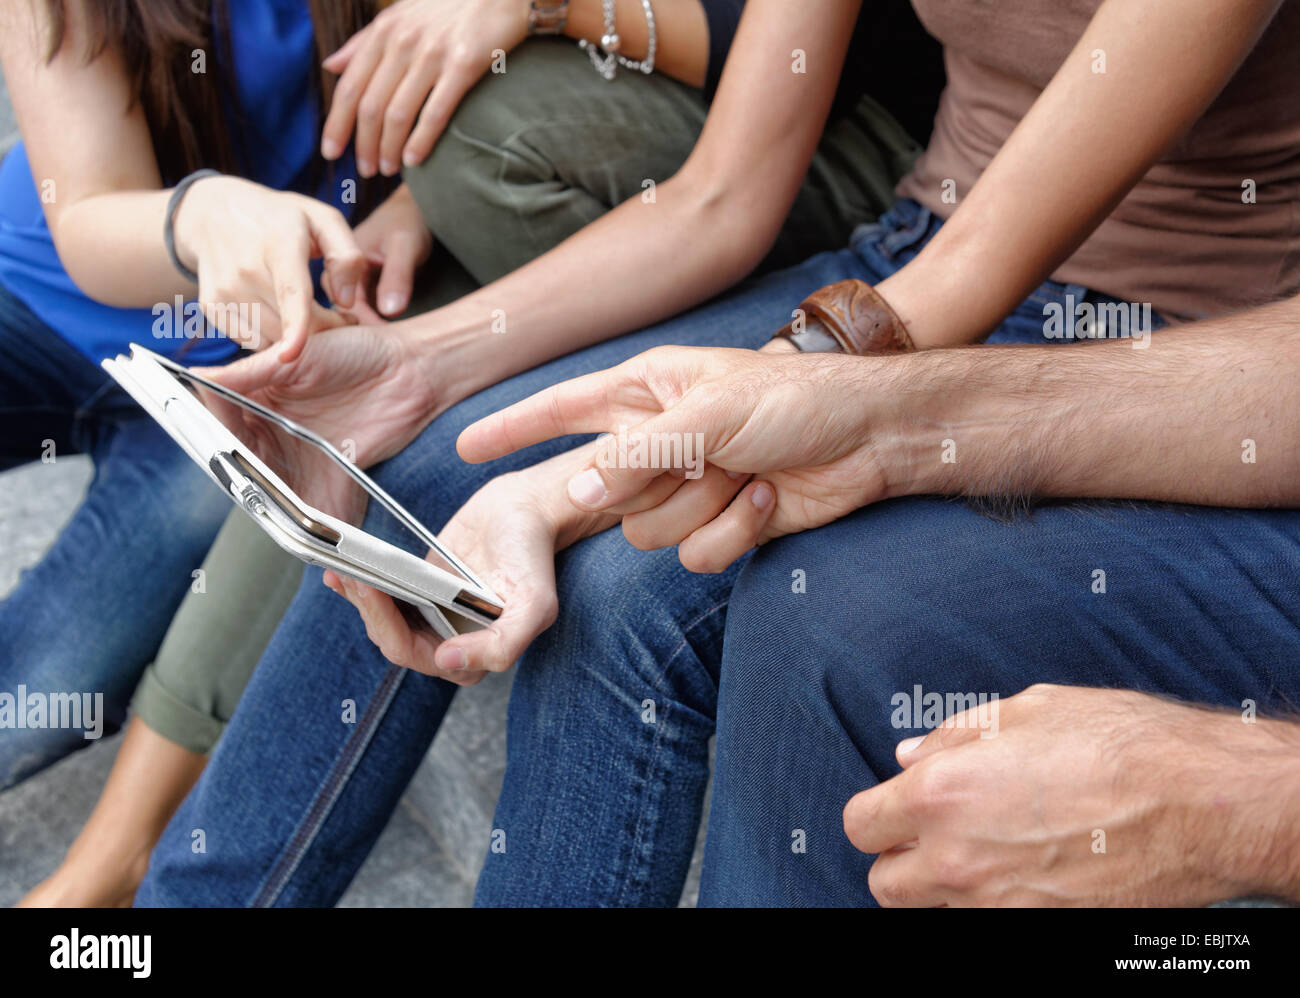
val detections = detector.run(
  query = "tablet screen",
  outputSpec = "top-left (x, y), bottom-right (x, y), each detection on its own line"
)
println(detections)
top-left (165, 364), bottom-right (476, 584)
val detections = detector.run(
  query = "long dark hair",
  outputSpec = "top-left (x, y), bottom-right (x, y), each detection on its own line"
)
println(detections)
top-left (42, 0), bottom-right (380, 192)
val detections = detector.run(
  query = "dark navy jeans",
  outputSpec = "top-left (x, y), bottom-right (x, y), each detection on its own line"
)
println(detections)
top-left (137, 199), bottom-right (1267, 907)
top-left (0, 283), bottom-right (230, 789)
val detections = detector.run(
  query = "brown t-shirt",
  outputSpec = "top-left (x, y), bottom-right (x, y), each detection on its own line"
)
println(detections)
top-left (896, 0), bottom-right (1300, 321)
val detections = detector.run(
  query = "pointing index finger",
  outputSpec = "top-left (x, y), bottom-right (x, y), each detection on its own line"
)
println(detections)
top-left (456, 366), bottom-right (638, 464)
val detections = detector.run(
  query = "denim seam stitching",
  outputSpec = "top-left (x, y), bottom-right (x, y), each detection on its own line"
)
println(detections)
top-left (250, 664), bottom-right (407, 907)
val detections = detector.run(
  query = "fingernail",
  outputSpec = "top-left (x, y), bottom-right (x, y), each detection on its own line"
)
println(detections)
top-left (751, 481), bottom-right (774, 510)
top-left (897, 735), bottom-right (925, 755)
top-left (338, 283), bottom-right (356, 307)
top-left (321, 137), bottom-right (341, 160)
top-left (568, 469), bottom-right (607, 508)
top-left (380, 292), bottom-right (405, 316)
top-left (402, 149), bottom-right (420, 168)
top-left (379, 159), bottom-right (397, 176)
top-left (441, 646), bottom-right (467, 671)
top-left (726, 469), bottom-right (745, 481)
top-left (357, 158), bottom-right (374, 177)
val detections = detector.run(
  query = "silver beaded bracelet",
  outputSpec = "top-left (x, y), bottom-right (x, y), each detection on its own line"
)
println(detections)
top-left (579, 0), bottom-right (656, 81)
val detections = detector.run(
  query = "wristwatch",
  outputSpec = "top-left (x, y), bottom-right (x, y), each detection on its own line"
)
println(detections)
top-left (772, 280), bottom-right (915, 355)
top-left (528, 0), bottom-right (569, 35)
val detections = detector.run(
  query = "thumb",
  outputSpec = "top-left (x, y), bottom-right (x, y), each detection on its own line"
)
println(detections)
top-left (433, 579), bottom-right (554, 675)
top-left (433, 533), bottom-right (559, 674)
top-left (895, 711), bottom-right (987, 769)
top-left (194, 346), bottom-right (287, 395)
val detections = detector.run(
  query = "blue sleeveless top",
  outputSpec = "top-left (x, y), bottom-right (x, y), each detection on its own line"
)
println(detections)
top-left (0, 0), bottom-right (356, 364)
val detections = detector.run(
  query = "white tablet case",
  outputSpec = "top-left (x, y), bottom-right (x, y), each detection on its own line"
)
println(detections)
top-left (102, 344), bottom-right (501, 640)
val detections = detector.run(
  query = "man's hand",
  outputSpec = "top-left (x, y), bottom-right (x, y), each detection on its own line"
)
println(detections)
top-left (458, 345), bottom-right (905, 573)
top-left (320, 0), bottom-right (530, 176)
top-left (844, 684), bottom-right (1300, 907)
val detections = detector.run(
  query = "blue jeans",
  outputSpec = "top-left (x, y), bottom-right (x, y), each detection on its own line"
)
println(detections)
top-left (137, 199), bottom-right (1174, 905)
top-left (700, 497), bottom-right (1300, 906)
top-left (475, 204), bottom-right (1177, 905)
top-left (136, 225), bottom-right (838, 907)
top-left (0, 283), bottom-right (230, 789)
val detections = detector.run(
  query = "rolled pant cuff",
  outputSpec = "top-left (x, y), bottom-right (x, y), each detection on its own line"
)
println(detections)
top-left (130, 663), bottom-right (226, 755)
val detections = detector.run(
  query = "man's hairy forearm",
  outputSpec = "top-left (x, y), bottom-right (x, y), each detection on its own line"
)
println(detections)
top-left (1232, 718), bottom-right (1300, 900)
top-left (881, 295), bottom-right (1300, 509)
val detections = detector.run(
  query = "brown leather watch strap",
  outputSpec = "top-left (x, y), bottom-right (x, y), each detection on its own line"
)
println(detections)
top-left (774, 279), bottom-right (914, 355)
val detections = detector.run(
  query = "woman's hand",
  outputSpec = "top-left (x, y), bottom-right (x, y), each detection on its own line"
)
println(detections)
top-left (336, 183), bottom-right (434, 319)
top-left (322, 453), bottom-right (618, 684)
top-left (320, 0), bottom-right (530, 176)
top-left (173, 176), bottom-right (368, 361)
top-left (458, 345), bottom-right (906, 572)
top-left (194, 322), bottom-right (445, 469)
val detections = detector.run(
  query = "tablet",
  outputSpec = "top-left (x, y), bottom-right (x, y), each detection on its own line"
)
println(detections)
top-left (102, 344), bottom-right (502, 639)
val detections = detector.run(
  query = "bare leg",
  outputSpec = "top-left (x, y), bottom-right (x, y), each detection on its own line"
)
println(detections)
top-left (18, 716), bottom-right (206, 908)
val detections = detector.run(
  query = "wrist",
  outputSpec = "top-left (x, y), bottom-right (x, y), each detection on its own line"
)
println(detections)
top-left (760, 337), bottom-right (798, 355)
top-left (867, 345), bottom-right (1089, 504)
top-left (1202, 716), bottom-right (1300, 901)
top-left (875, 243), bottom-right (1006, 350)
top-left (854, 348), bottom-right (1003, 500)
top-left (170, 175), bottom-right (224, 278)
top-left (564, 0), bottom-right (650, 59)
top-left (528, 0), bottom-right (568, 36)
top-left (403, 305), bottom-right (502, 409)
top-left (387, 181), bottom-right (416, 209)
top-left (1132, 705), bottom-right (1300, 904)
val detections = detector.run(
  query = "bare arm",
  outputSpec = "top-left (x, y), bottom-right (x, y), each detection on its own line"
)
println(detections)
top-left (0, 0), bottom-right (366, 358)
top-left (407, 0), bottom-right (1286, 398)
top-left (892, 296), bottom-right (1300, 509)
top-left (321, 0), bottom-right (710, 174)
top-left (403, 0), bottom-right (860, 403)
top-left (877, 0), bottom-right (1284, 347)
top-left (848, 683), bottom-right (1300, 906)
top-left (457, 292), bottom-right (1300, 572)
top-left (563, 0), bottom-right (709, 87)
top-left (335, 297), bottom-right (1300, 761)
top-left (0, 1), bottom-right (181, 304)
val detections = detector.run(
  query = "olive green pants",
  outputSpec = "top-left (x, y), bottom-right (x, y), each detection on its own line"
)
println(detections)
top-left (129, 39), bottom-right (920, 752)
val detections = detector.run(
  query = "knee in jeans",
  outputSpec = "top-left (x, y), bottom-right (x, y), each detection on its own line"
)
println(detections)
top-left (531, 534), bottom-right (727, 709)
top-left (728, 517), bottom-right (973, 705)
